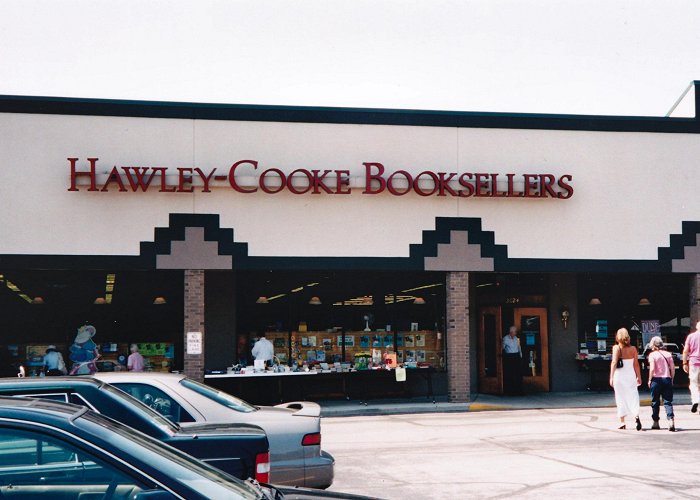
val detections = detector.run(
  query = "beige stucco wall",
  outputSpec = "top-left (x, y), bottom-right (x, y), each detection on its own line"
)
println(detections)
top-left (1, 111), bottom-right (698, 260)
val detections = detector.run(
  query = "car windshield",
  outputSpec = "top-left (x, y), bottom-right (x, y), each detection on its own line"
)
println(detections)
top-left (100, 383), bottom-right (181, 433)
top-left (75, 410), bottom-right (263, 499)
top-left (180, 378), bottom-right (257, 413)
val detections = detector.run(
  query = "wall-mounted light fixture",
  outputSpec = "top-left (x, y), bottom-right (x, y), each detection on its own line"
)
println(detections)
top-left (638, 297), bottom-right (651, 306)
top-left (560, 306), bottom-right (570, 329)
top-left (309, 296), bottom-right (322, 305)
top-left (413, 297), bottom-right (426, 305)
top-left (31, 296), bottom-right (45, 305)
top-left (588, 297), bottom-right (602, 306)
top-left (153, 296), bottom-right (167, 305)
top-left (256, 296), bottom-right (269, 304)
top-left (93, 297), bottom-right (107, 305)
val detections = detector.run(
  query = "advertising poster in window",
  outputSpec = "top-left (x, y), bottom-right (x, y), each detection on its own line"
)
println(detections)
top-left (641, 320), bottom-right (660, 348)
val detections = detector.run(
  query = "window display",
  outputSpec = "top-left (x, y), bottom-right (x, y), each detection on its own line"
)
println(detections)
top-left (263, 329), bottom-right (444, 371)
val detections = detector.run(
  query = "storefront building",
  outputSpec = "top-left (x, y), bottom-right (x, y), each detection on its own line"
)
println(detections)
top-left (1, 82), bottom-right (699, 403)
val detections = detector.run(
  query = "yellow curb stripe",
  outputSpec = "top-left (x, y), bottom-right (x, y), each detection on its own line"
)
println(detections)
top-left (468, 403), bottom-right (511, 411)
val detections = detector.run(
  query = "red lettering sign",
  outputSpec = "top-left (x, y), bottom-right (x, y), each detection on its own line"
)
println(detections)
top-left (67, 158), bottom-right (574, 199)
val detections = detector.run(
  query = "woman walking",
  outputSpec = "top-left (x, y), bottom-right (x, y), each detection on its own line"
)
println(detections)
top-left (647, 336), bottom-right (676, 431)
top-left (609, 327), bottom-right (642, 430)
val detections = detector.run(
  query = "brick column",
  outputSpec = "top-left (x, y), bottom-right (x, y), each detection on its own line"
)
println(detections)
top-left (690, 274), bottom-right (700, 330)
top-left (184, 270), bottom-right (205, 382)
top-left (446, 271), bottom-right (470, 402)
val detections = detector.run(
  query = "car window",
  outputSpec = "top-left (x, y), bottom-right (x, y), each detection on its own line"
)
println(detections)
top-left (10, 392), bottom-right (97, 413)
top-left (180, 378), bottom-right (256, 413)
top-left (66, 393), bottom-right (99, 411)
top-left (25, 392), bottom-right (70, 403)
top-left (99, 384), bottom-right (181, 433)
top-left (0, 427), bottom-right (148, 497)
top-left (114, 383), bottom-right (196, 423)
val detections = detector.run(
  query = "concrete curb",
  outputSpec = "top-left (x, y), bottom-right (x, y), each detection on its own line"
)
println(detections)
top-left (319, 391), bottom-right (693, 417)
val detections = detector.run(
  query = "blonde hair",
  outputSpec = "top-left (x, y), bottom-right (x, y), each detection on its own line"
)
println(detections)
top-left (615, 328), bottom-right (631, 347)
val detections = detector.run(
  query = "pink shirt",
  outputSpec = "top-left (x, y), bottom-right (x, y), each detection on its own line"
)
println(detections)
top-left (686, 331), bottom-right (700, 367)
top-left (649, 350), bottom-right (674, 378)
top-left (128, 352), bottom-right (145, 372)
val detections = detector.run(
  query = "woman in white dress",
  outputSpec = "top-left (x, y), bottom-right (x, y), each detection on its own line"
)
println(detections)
top-left (609, 327), bottom-right (642, 430)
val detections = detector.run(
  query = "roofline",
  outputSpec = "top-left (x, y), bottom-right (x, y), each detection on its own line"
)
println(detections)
top-left (1, 81), bottom-right (698, 133)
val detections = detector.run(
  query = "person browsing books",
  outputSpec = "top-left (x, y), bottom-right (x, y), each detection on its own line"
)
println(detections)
top-left (127, 344), bottom-right (145, 372)
top-left (252, 332), bottom-right (274, 366)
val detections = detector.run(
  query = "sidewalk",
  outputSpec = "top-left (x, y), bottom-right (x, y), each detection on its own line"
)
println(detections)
top-left (318, 390), bottom-right (692, 417)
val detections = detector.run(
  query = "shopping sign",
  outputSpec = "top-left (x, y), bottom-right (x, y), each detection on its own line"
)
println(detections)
top-left (68, 158), bottom-right (574, 199)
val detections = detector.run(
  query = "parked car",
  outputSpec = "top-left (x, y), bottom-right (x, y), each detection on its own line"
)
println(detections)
top-left (0, 396), bottom-right (380, 500)
top-left (0, 376), bottom-right (270, 482)
top-left (95, 359), bottom-right (124, 372)
top-left (95, 372), bottom-right (335, 489)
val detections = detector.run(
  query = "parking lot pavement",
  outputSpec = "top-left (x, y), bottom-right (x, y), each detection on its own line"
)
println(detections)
top-left (322, 402), bottom-right (700, 499)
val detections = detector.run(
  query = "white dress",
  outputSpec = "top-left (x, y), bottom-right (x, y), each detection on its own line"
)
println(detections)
top-left (613, 358), bottom-right (640, 418)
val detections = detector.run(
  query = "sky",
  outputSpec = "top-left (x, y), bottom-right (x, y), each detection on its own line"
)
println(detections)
top-left (1, 0), bottom-right (699, 117)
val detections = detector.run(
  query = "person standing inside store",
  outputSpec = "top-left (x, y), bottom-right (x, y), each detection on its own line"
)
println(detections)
top-left (251, 332), bottom-right (274, 367)
top-left (0, 347), bottom-right (25, 377)
top-left (647, 336), bottom-right (675, 431)
top-left (502, 326), bottom-right (523, 395)
top-left (127, 344), bottom-right (145, 372)
top-left (682, 321), bottom-right (700, 413)
top-left (609, 327), bottom-right (642, 430)
top-left (43, 345), bottom-right (67, 376)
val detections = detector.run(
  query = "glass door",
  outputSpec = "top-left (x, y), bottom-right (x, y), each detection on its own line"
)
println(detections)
top-left (514, 307), bottom-right (549, 392)
top-left (478, 306), bottom-right (503, 394)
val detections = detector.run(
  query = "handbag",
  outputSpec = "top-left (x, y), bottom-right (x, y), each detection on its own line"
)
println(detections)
top-left (615, 347), bottom-right (624, 368)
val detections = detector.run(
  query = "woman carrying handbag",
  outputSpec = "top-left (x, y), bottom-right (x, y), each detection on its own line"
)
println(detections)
top-left (610, 328), bottom-right (642, 430)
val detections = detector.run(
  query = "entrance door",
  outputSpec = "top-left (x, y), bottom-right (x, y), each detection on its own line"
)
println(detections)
top-left (514, 307), bottom-right (550, 392)
top-left (478, 306), bottom-right (503, 394)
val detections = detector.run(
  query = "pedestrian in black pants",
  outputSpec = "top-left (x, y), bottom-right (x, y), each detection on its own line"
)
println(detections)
top-left (502, 326), bottom-right (523, 395)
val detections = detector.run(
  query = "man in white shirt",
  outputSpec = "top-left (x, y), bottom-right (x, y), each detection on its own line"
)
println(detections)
top-left (43, 345), bottom-right (67, 376)
top-left (251, 332), bottom-right (274, 367)
top-left (502, 326), bottom-right (523, 395)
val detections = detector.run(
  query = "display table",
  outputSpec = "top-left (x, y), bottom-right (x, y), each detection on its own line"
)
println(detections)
top-left (205, 371), bottom-right (318, 404)
top-left (576, 358), bottom-right (612, 391)
top-left (205, 371), bottom-right (319, 379)
top-left (205, 367), bottom-right (436, 405)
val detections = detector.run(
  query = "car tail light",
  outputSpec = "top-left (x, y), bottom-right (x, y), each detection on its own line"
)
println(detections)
top-left (302, 432), bottom-right (321, 446)
top-left (255, 452), bottom-right (270, 484)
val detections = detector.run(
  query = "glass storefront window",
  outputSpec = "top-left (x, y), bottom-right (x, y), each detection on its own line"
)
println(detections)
top-left (578, 273), bottom-right (691, 353)
top-left (0, 270), bottom-right (184, 374)
top-left (236, 270), bottom-right (447, 370)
